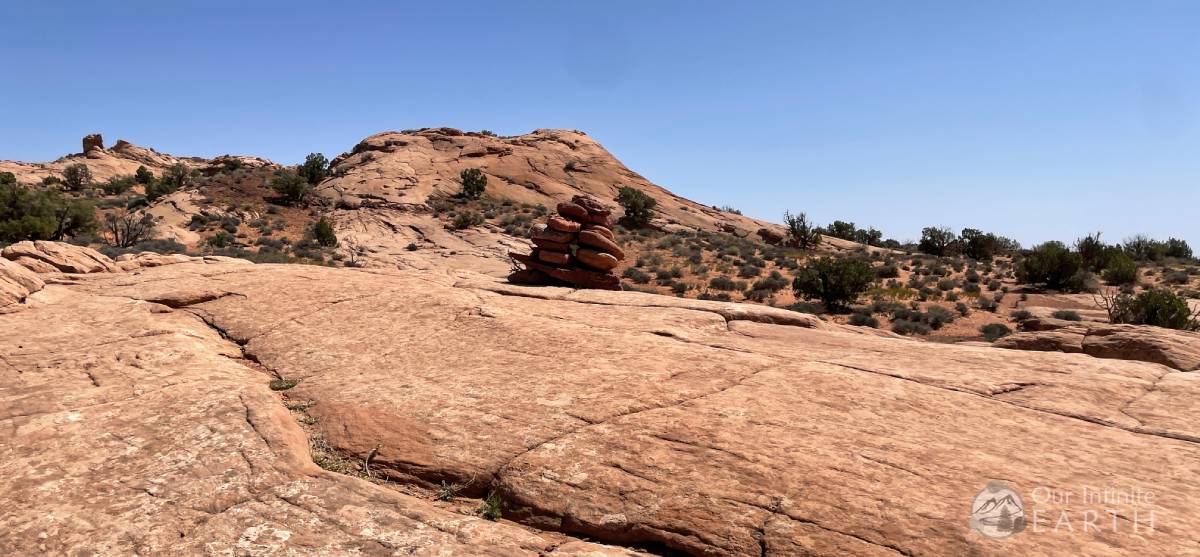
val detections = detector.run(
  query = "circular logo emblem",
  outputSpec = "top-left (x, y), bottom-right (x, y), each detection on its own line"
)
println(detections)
top-left (970, 480), bottom-right (1026, 539)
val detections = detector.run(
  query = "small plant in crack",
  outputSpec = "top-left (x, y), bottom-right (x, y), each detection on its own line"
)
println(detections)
top-left (310, 435), bottom-right (353, 474)
top-left (436, 480), bottom-right (463, 501)
top-left (269, 378), bottom-right (298, 391)
top-left (286, 399), bottom-right (315, 411)
top-left (478, 492), bottom-right (502, 521)
top-left (297, 415), bottom-right (317, 425)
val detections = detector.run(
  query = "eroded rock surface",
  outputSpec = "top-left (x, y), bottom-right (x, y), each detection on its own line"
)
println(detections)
top-left (996, 319), bottom-right (1200, 371)
top-left (5, 248), bottom-right (1197, 555)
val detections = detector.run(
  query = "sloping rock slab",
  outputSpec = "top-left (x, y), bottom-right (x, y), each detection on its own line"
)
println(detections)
top-left (50, 260), bottom-right (1200, 556)
top-left (2, 240), bottom-right (117, 273)
top-left (997, 322), bottom-right (1200, 371)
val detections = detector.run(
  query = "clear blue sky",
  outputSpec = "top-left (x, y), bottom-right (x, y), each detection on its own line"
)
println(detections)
top-left (2, 1), bottom-right (1197, 248)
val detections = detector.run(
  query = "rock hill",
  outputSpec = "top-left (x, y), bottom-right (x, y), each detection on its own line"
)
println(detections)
top-left (0, 134), bottom-right (273, 184)
top-left (318, 128), bottom-right (767, 234)
top-left (2, 241), bottom-right (1199, 555)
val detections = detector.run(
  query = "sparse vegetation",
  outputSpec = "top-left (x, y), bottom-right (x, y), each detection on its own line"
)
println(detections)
top-left (271, 169), bottom-right (310, 205)
top-left (792, 257), bottom-right (873, 311)
top-left (783, 211), bottom-right (822, 249)
top-left (618, 186), bottom-right (656, 227)
top-left (0, 172), bottom-right (97, 242)
top-left (299, 153), bottom-right (330, 185)
top-left (460, 168), bottom-right (487, 199)
top-left (61, 163), bottom-right (93, 191)
top-left (479, 493), bottom-right (502, 521)
top-left (980, 323), bottom-right (1012, 341)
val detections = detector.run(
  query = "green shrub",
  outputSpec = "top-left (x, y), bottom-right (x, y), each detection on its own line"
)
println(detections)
top-left (299, 153), bottom-right (329, 185)
top-left (1165, 238), bottom-right (1193, 259)
top-left (783, 211), bottom-right (822, 249)
top-left (134, 165), bottom-right (154, 184)
top-left (479, 493), bottom-right (502, 521)
top-left (100, 175), bottom-right (135, 196)
top-left (785, 301), bottom-right (822, 314)
top-left (206, 231), bottom-right (234, 248)
top-left (1104, 289), bottom-right (1198, 330)
top-left (924, 306), bottom-right (956, 330)
top-left (891, 319), bottom-right (931, 336)
top-left (1075, 232), bottom-right (1108, 272)
top-left (1019, 241), bottom-right (1084, 291)
top-left (876, 264), bottom-right (899, 279)
top-left (623, 268), bottom-right (652, 284)
top-left (1101, 251), bottom-right (1138, 285)
top-left (61, 163), bottom-right (93, 191)
top-left (617, 186), bottom-right (656, 227)
top-left (1164, 271), bottom-right (1190, 285)
top-left (311, 217), bottom-right (338, 247)
top-left (0, 174), bottom-right (97, 242)
top-left (160, 163), bottom-right (191, 191)
top-left (1011, 310), bottom-right (1032, 321)
top-left (708, 275), bottom-right (737, 291)
top-left (980, 323), bottom-right (1012, 341)
top-left (451, 211), bottom-right (484, 230)
top-left (955, 302), bottom-right (970, 317)
top-left (271, 169), bottom-right (310, 205)
top-left (917, 226), bottom-right (957, 256)
top-left (460, 168), bottom-right (487, 199)
top-left (848, 312), bottom-right (879, 328)
top-left (792, 257), bottom-right (874, 311)
top-left (1052, 310), bottom-right (1082, 321)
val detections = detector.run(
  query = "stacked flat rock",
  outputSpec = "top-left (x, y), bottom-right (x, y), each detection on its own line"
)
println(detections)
top-left (508, 195), bottom-right (624, 290)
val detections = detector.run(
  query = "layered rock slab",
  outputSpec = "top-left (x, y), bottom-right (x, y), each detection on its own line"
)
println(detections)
top-left (52, 260), bottom-right (1200, 556)
top-left (0, 265), bottom-right (637, 555)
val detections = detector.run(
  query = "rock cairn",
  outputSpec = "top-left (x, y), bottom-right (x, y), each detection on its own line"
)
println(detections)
top-left (508, 195), bottom-right (624, 290)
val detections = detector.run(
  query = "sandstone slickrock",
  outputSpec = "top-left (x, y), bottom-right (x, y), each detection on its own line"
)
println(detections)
top-left (82, 132), bottom-right (104, 153)
top-left (0, 257), bottom-right (44, 309)
top-left (2, 240), bottom-right (118, 274)
top-left (0, 135), bottom-right (274, 185)
top-left (996, 320), bottom-right (1200, 371)
top-left (5, 246), bottom-right (1199, 555)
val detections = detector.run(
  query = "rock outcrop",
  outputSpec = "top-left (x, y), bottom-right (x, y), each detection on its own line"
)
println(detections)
top-left (317, 128), bottom-right (773, 235)
top-left (0, 135), bottom-right (274, 185)
top-left (996, 319), bottom-right (1200, 371)
top-left (82, 133), bottom-right (104, 154)
top-left (4, 242), bottom-right (1199, 555)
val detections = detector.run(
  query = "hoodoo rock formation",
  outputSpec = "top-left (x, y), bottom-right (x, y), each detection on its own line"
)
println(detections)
top-left (508, 195), bottom-right (624, 290)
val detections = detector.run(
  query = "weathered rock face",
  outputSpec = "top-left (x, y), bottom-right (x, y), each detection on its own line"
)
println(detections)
top-left (317, 128), bottom-right (772, 235)
top-left (5, 245), bottom-right (1199, 555)
top-left (82, 133), bottom-right (104, 154)
top-left (996, 319), bottom-right (1200, 371)
top-left (0, 137), bottom-right (274, 185)
top-left (2, 240), bottom-right (118, 274)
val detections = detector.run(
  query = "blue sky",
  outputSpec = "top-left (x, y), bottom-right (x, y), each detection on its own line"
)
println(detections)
top-left (1, 1), bottom-right (1197, 247)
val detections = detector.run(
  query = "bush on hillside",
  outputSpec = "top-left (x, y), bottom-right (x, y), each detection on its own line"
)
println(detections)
top-left (271, 169), bottom-right (310, 205)
top-left (459, 168), bottom-right (488, 200)
top-left (0, 172), bottom-right (97, 242)
top-left (782, 211), bottom-right (822, 249)
top-left (1018, 241), bottom-right (1085, 291)
top-left (792, 257), bottom-right (874, 311)
top-left (1101, 289), bottom-right (1198, 331)
top-left (980, 323), bottom-right (1012, 341)
top-left (62, 163), bottom-right (93, 191)
top-left (299, 153), bottom-right (330, 185)
top-left (617, 186), bottom-right (656, 227)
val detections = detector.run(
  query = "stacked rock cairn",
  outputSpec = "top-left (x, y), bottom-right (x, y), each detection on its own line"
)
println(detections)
top-left (508, 195), bottom-right (625, 290)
